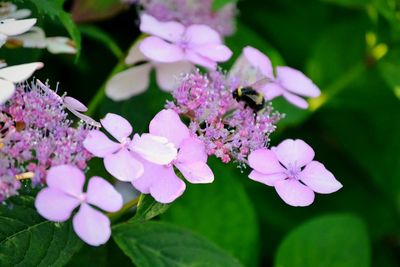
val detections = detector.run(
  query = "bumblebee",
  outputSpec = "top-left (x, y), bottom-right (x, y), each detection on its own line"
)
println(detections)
top-left (232, 86), bottom-right (265, 112)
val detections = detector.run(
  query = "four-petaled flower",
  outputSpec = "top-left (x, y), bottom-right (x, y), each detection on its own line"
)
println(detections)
top-left (248, 139), bottom-right (342, 207)
top-left (133, 109), bottom-right (214, 203)
top-left (35, 165), bottom-right (123, 246)
top-left (83, 113), bottom-right (177, 182)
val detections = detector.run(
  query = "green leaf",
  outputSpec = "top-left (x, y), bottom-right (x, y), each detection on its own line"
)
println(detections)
top-left (0, 196), bottom-right (82, 266)
top-left (378, 47), bottom-right (400, 99)
top-left (212, 0), bottom-right (237, 11)
top-left (162, 159), bottom-right (260, 267)
top-left (113, 221), bottom-right (244, 267)
top-left (321, 0), bottom-right (370, 7)
top-left (132, 194), bottom-right (169, 222)
top-left (275, 214), bottom-right (371, 267)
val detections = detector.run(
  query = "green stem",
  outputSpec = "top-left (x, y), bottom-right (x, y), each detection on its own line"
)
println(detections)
top-left (107, 195), bottom-right (141, 222)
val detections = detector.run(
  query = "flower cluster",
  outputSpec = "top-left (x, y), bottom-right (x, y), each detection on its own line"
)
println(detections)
top-left (0, 80), bottom-right (92, 200)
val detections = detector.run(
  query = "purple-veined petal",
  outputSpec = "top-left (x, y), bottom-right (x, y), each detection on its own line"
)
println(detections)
top-left (125, 40), bottom-right (148, 65)
top-left (46, 165), bottom-right (85, 197)
top-left (176, 161), bottom-right (214, 184)
top-left (64, 96), bottom-right (87, 112)
top-left (106, 64), bottom-right (152, 101)
top-left (140, 13), bottom-right (184, 42)
top-left (176, 136), bottom-right (207, 163)
top-left (104, 148), bottom-right (144, 182)
top-left (130, 133), bottom-right (177, 165)
top-left (72, 203), bottom-right (111, 246)
top-left (149, 109), bottom-right (190, 148)
top-left (149, 167), bottom-right (186, 204)
top-left (248, 149), bottom-right (286, 175)
top-left (185, 50), bottom-right (217, 69)
top-left (282, 91), bottom-right (309, 109)
top-left (155, 61), bottom-right (193, 91)
top-left (243, 46), bottom-right (274, 78)
top-left (83, 130), bottom-right (121, 157)
top-left (0, 62), bottom-right (43, 82)
top-left (276, 66), bottom-right (321, 97)
top-left (0, 79), bottom-right (15, 104)
top-left (35, 188), bottom-right (80, 222)
top-left (193, 44), bottom-right (232, 62)
top-left (274, 179), bottom-right (315, 207)
top-left (298, 161), bottom-right (343, 194)
top-left (272, 139), bottom-right (315, 169)
top-left (184, 24), bottom-right (222, 45)
top-left (248, 170), bottom-right (286, 187)
top-left (261, 83), bottom-right (284, 101)
top-left (140, 36), bottom-right (184, 63)
top-left (100, 113), bottom-right (133, 143)
top-left (86, 177), bottom-right (123, 212)
top-left (0, 18), bottom-right (36, 36)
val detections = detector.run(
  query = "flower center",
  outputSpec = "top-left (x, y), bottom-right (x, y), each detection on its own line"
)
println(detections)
top-left (285, 163), bottom-right (301, 180)
top-left (77, 192), bottom-right (87, 203)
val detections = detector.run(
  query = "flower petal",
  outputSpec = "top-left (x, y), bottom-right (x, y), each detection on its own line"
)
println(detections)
top-left (46, 165), bottom-right (85, 197)
top-left (149, 167), bottom-right (186, 204)
top-left (298, 161), bottom-right (342, 194)
top-left (184, 24), bottom-right (222, 45)
top-left (9, 26), bottom-right (46, 48)
top-left (86, 177), bottom-right (123, 212)
top-left (282, 91), bottom-right (309, 109)
top-left (0, 18), bottom-right (36, 36)
top-left (140, 36), bottom-right (184, 63)
top-left (106, 64), bottom-right (152, 101)
top-left (104, 148), bottom-right (144, 182)
top-left (130, 133), bottom-right (177, 165)
top-left (155, 61), bottom-right (193, 91)
top-left (0, 79), bottom-right (15, 104)
top-left (185, 50), bottom-right (217, 69)
top-left (64, 96), bottom-right (87, 112)
top-left (35, 188), bottom-right (80, 222)
top-left (83, 130), bottom-right (120, 157)
top-left (140, 13), bottom-right (184, 43)
top-left (176, 137), bottom-right (207, 163)
top-left (193, 44), bottom-right (232, 62)
top-left (149, 109), bottom-right (190, 148)
top-left (72, 203), bottom-right (111, 246)
top-left (274, 179), bottom-right (315, 207)
top-left (261, 83), bottom-right (284, 101)
top-left (276, 66), bottom-right (321, 97)
top-left (0, 62), bottom-right (43, 82)
top-left (272, 139), bottom-right (315, 169)
top-left (248, 170), bottom-right (286, 186)
top-left (100, 113), bottom-right (133, 143)
top-left (248, 149), bottom-right (286, 175)
top-left (125, 40), bottom-right (148, 65)
top-left (46, 37), bottom-right (77, 54)
top-left (132, 160), bottom-right (160, 194)
top-left (243, 46), bottom-right (274, 78)
top-left (176, 161), bottom-right (214, 184)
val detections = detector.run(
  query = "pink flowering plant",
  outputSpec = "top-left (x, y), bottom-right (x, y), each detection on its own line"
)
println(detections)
top-left (0, 0), bottom-right (394, 266)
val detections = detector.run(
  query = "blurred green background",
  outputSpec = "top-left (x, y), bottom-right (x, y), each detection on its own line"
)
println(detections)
top-left (2, 0), bottom-right (400, 266)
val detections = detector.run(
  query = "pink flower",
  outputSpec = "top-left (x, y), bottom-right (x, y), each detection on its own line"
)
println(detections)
top-left (83, 113), bottom-right (177, 182)
top-left (133, 109), bottom-right (214, 203)
top-left (35, 165), bottom-right (123, 246)
top-left (139, 14), bottom-right (232, 70)
top-left (248, 139), bottom-right (342, 207)
top-left (231, 46), bottom-right (321, 109)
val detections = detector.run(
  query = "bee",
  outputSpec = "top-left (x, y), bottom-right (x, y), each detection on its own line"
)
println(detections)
top-left (0, 111), bottom-right (25, 143)
top-left (232, 78), bottom-right (269, 112)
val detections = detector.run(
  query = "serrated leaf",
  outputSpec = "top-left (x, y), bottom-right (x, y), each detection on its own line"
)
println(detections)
top-left (0, 196), bottom-right (82, 267)
top-left (275, 214), bottom-right (371, 267)
top-left (131, 194), bottom-right (169, 222)
top-left (113, 221), bottom-right (244, 267)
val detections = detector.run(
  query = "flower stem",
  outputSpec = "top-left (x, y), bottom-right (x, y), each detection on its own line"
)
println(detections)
top-left (107, 195), bottom-right (141, 222)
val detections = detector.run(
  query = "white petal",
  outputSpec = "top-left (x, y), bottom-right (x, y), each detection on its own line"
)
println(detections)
top-left (46, 37), bottom-right (76, 54)
top-left (0, 62), bottom-right (43, 82)
top-left (155, 61), bottom-right (193, 91)
top-left (0, 79), bottom-right (15, 104)
top-left (0, 18), bottom-right (36, 36)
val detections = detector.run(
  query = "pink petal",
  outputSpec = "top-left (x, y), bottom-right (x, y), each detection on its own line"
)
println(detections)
top-left (125, 40), bottom-right (148, 65)
top-left (274, 179), bottom-right (315, 207)
top-left (140, 13), bottom-right (184, 43)
top-left (104, 148), bottom-right (144, 182)
top-left (175, 161), bottom-right (214, 184)
top-left (248, 170), bottom-right (286, 186)
top-left (140, 36), bottom-right (184, 63)
top-left (130, 134), bottom-right (177, 165)
top-left (248, 149), bottom-right (286, 175)
top-left (132, 160), bottom-right (160, 194)
top-left (276, 66), bottom-right (321, 97)
top-left (63, 96), bottom-right (87, 112)
top-left (35, 188), bottom-right (80, 222)
top-left (261, 83), bottom-right (284, 101)
top-left (46, 165), bottom-right (85, 197)
top-left (155, 61), bottom-right (193, 91)
top-left (72, 203), bottom-right (111, 246)
top-left (86, 177), bottom-right (123, 212)
top-left (298, 161), bottom-right (343, 194)
top-left (0, 79), bottom-right (15, 104)
top-left (282, 91), bottom-right (309, 109)
top-left (105, 64), bottom-right (152, 101)
top-left (149, 167), bottom-right (186, 204)
top-left (184, 25), bottom-right (222, 45)
top-left (272, 139), bottom-right (315, 169)
top-left (149, 109), bottom-right (189, 148)
top-left (185, 50), bottom-right (217, 69)
top-left (0, 18), bottom-right (36, 36)
top-left (83, 130), bottom-right (121, 157)
top-left (193, 44), bottom-right (232, 62)
top-left (0, 62), bottom-right (43, 82)
top-left (243, 46), bottom-right (274, 78)
top-left (176, 137), bottom-right (207, 163)
top-left (100, 113), bottom-right (133, 143)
